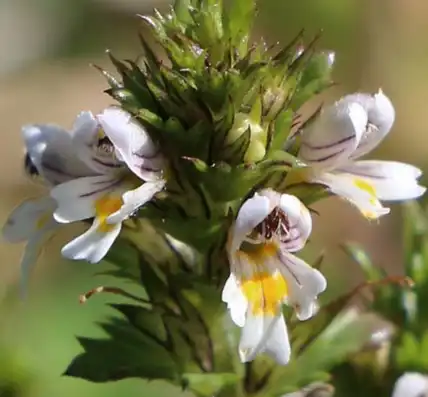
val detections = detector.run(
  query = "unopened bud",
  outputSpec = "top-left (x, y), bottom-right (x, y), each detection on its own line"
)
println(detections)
top-left (226, 113), bottom-right (267, 162)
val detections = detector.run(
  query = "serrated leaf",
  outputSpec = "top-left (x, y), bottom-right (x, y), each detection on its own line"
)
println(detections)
top-left (111, 304), bottom-right (169, 347)
top-left (65, 319), bottom-right (177, 382)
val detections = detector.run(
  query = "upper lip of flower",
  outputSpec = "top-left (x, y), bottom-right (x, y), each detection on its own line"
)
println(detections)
top-left (299, 89), bottom-right (396, 170)
top-left (230, 189), bottom-right (312, 255)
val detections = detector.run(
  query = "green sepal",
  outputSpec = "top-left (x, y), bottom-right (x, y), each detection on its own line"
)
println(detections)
top-left (282, 181), bottom-right (330, 206)
top-left (189, 0), bottom-right (224, 64)
top-left (106, 88), bottom-right (141, 112)
top-left (291, 51), bottom-right (335, 109)
top-left (182, 373), bottom-right (240, 397)
top-left (223, 0), bottom-right (255, 58)
top-left (265, 108), bottom-right (294, 154)
top-left (92, 64), bottom-right (122, 89)
top-left (180, 157), bottom-right (264, 203)
top-left (174, 0), bottom-right (192, 24)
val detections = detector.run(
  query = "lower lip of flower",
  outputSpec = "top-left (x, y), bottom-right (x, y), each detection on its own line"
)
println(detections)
top-left (237, 243), bottom-right (288, 315)
top-left (95, 195), bottom-right (124, 232)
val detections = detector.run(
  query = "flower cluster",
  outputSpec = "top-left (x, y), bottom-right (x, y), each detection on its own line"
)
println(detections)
top-left (3, 108), bottom-right (165, 286)
top-left (4, 88), bottom-right (425, 366)
top-left (2, 1), bottom-right (427, 394)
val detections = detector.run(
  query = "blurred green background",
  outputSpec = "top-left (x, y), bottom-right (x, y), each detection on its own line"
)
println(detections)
top-left (1, 0), bottom-right (427, 395)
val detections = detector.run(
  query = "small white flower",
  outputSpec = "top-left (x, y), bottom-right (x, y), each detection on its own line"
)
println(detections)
top-left (2, 123), bottom-right (94, 292)
top-left (51, 108), bottom-right (165, 263)
top-left (392, 373), bottom-right (428, 397)
top-left (222, 189), bottom-right (326, 365)
top-left (299, 90), bottom-right (425, 219)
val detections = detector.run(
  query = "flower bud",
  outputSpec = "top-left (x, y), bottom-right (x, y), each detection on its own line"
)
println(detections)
top-left (226, 113), bottom-right (267, 162)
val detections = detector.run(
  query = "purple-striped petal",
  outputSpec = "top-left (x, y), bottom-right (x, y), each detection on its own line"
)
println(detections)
top-left (23, 124), bottom-right (93, 185)
top-left (98, 108), bottom-right (164, 182)
top-left (51, 175), bottom-right (126, 223)
top-left (72, 111), bottom-right (124, 175)
top-left (299, 100), bottom-right (367, 170)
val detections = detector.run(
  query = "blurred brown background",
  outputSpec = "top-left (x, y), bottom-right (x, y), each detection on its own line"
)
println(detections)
top-left (0, 0), bottom-right (427, 395)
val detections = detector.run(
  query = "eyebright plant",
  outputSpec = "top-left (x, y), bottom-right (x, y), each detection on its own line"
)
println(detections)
top-left (2, 0), bottom-right (426, 396)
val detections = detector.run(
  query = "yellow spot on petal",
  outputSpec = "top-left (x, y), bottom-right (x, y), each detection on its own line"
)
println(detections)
top-left (241, 271), bottom-right (288, 316)
top-left (95, 195), bottom-right (123, 232)
top-left (238, 242), bottom-right (288, 316)
top-left (353, 178), bottom-right (383, 219)
top-left (354, 178), bottom-right (377, 198)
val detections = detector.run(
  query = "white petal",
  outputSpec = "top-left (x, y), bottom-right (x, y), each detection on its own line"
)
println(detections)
top-left (346, 90), bottom-right (395, 159)
top-left (3, 197), bottom-right (59, 297)
top-left (222, 273), bottom-right (248, 328)
top-left (19, 225), bottom-right (58, 298)
top-left (279, 252), bottom-right (327, 321)
top-left (3, 197), bottom-right (57, 243)
top-left (239, 313), bottom-right (291, 365)
top-left (279, 194), bottom-right (312, 252)
top-left (98, 108), bottom-right (163, 181)
top-left (23, 124), bottom-right (92, 185)
top-left (61, 219), bottom-right (122, 263)
top-left (72, 111), bottom-right (123, 174)
top-left (314, 171), bottom-right (390, 219)
top-left (107, 180), bottom-right (165, 224)
top-left (299, 100), bottom-right (367, 170)
top-left (392, 373), bottom-right (428, 397)
top-left (51, 175), bottom-right (124, 223)
top-left (231, 193), bottom-right (272, 252)
top-left (338, 160), bottom-right (426, 201)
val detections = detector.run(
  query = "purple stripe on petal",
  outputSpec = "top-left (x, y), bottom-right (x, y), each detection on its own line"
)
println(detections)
top-left (302, 134), bottom-right (355, 150)
top-left (79, 178), bottom-right (124, 198)
top-left (132, 148), bottom-right (160, 160)
top-left (281, 233), bottom-right (301, 245)
top-left (277, 251), bottom-right (302, 287)
top-left (140, 164), bottom-right (162, 173)
top-left (41, 162), bottom-right (79, 183)
top-left (91, 156), bottom-right (123, 169)
top-left (302, 148), bottom-right (346, 163)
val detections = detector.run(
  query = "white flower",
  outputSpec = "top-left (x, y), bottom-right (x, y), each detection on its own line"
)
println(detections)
top-left (299, 90), bottom-right (426, 219)
top-left (392, 373), bottom-right (428, 397)
top-left (222, 189), bottom-right (326, 365)
top-left (2, 123), bottom-right (94, 292)
top-left (51, 108), bottom-right (165, 263)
